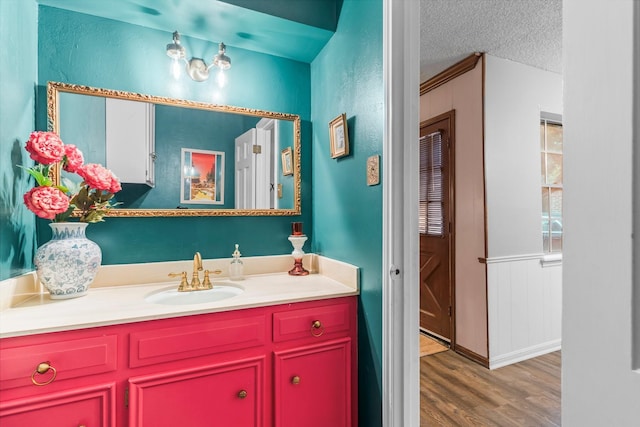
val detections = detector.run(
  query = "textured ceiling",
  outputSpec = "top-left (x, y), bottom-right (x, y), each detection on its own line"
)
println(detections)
top-left (420, 0), bottom-right (562, 82)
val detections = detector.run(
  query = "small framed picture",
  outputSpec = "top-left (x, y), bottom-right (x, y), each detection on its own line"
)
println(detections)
top-left (281, 147), bottom-right (293, 176)
top-left (180, 148), bottom-right (224, 204)
top-left (329, 113), bottom-right (350, 158)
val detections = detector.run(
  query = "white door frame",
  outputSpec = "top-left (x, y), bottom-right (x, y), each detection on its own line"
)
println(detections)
top-left (234, 128), bottom-right (257, 209)
top-left (382, 0), bottom-right (420, 426)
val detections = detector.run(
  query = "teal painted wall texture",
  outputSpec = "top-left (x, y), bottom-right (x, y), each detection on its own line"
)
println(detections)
top-left (0, 0), bottom-right (38, 280)
top-left (36, 6), bottom-right (312, 263)
top-left (310, 0), bottom-right (383, 425)
top-left (59, 92), bottom-right (106, 165)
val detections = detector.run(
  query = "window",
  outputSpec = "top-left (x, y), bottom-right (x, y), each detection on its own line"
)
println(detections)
top-left (541, 114), bottom-right (563, 253)
top-left (419, 131), bottom-right (444, 236)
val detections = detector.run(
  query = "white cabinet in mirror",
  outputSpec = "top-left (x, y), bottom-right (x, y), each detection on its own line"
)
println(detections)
top-left (47, 81), bottom-right (301, 217)
top-left (105, 98), bottom-right (155, 187)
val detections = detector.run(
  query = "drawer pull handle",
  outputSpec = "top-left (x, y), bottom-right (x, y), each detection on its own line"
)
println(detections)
top-left (291, 375), bottom-right (301, 385)
top-left (238, 390), bottom-right (248, 399)
top-left (31, 361), bottom-right (57, 386)
top-left (311, 320), bottom-right (324, 337)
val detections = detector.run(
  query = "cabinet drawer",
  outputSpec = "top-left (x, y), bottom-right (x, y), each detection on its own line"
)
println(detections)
top-left (0, 335), bottom-right (118, 391)
top-left (273, 302), bottom-right (351, 343)
top-left (129, 314), bottom-right (266, 368)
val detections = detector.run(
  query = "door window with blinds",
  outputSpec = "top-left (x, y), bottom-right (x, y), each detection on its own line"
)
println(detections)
top-left (541, 113), bottom-right (563, 253)
top-left (420, 131), bottom-right (445, 236)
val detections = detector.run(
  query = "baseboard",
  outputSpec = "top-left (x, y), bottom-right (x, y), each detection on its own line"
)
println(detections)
top-left (489, 339), bottom-right (561, 370)
top-left (454, 345), bottom-right (489, 368)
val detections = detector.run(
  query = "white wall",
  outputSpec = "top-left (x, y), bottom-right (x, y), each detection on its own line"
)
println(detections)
top-left (487, 256), bottom-right (562, 368)
top-left (484, 55), bottom-right (563, 258)
top-left (484, 55), bottom-right (563, 367)
top-left (563, 0), bottom-right (640, 425)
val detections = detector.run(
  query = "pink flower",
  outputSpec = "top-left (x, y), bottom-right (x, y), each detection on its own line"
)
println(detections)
top-left (23, 186), bottom-right (70, 220)
top-left (78, 163), bottom-right (116, 192)
top-left (109, 174), bottom-right (122, 194)
top-left (25, 131), bottom-right (65, 165)
top-left (63, 144), bottom-right (84, 173)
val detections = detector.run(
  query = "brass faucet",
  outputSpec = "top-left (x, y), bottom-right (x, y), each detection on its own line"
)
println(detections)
top-left (191, 251), bottom-right (203, 289)
top-left (168, 252), bottom-right (222, 292)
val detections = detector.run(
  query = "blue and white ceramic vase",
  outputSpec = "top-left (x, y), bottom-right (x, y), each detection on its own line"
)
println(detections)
top-left (34, 222), bottom-right (102, 299)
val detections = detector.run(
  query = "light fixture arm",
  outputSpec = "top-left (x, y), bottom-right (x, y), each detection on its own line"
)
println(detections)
top-left (166, 31), bottom-right (231, 82)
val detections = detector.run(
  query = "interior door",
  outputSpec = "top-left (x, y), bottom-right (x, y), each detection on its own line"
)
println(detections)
top-left (235, 128), bottom-right (256, 209)
top-left (419, 113), bottom-right (454, 341)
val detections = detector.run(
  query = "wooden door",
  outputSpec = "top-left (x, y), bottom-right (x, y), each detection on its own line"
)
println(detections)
top-left (419, 112), bottom-right (454, 341)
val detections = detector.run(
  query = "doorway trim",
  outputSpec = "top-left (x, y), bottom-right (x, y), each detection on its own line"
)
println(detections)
top-left (382, 0), bottom-right (420, 426)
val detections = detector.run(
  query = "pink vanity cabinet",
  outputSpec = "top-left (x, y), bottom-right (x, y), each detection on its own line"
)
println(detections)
top-left (0, 296), bottom-right (357, 427)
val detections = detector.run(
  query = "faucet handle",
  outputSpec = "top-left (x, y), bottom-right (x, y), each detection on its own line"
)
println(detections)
top-left (200, 270), bottom-right (213, 290)
top-left (168, 272), bottom-right (191, 292)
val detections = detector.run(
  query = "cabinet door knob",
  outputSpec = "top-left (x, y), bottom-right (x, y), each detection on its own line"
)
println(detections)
top-left (31, 361), bottom-right (57, 386)
top-left (311, 320), bottom-right (324, 337)
top-left (291, 375), bottom-right (301, 385)
top-left (238, 390), bottom-right (248, 399)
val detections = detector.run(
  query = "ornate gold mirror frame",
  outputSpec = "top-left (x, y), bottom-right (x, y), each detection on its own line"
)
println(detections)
top-left (47, 81), bottom-right (301, 217)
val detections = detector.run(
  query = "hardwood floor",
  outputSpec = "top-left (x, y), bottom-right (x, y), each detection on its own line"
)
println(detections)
top-left (421, 350), bottom-right (561, 426)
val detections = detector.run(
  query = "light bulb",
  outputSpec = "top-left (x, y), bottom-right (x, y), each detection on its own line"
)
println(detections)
top-left (171, 58), bottom-right (182, 79)
top-left (216, 69), bottom-right (227, 88)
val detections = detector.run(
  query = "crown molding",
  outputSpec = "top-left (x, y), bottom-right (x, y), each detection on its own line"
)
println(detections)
top-left (420, 52), bottom-right (483, 95)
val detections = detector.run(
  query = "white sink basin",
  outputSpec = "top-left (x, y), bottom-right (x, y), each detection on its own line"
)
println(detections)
top-left (145, 283), bottom-right (244, 305)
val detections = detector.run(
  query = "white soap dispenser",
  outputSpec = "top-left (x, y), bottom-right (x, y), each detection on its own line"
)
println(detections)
top-left (229, 244), bottom-right (244, 281)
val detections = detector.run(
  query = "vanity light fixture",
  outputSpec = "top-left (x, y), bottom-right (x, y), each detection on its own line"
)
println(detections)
top-left (166, 31), bottom-right (231, 84)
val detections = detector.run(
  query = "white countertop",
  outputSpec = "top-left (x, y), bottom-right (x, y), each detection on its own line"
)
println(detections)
top-left (0, 254), bottom-right (359, 338)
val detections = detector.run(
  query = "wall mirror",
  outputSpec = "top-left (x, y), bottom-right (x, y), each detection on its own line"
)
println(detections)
top-left (47, 81), bottom-right (301, 217)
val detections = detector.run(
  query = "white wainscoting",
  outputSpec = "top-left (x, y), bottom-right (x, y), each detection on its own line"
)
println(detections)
top-left (486, 254), bottom-right (562, 369)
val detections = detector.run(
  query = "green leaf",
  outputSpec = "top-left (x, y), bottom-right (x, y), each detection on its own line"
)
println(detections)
top-left (55, 205), bottom-right (76, 222)
top-left (17, 165), bottom-right (52, 187)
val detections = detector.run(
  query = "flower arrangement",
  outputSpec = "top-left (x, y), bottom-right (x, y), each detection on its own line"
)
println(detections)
top-left (21, 131), bottom-right (121, 223)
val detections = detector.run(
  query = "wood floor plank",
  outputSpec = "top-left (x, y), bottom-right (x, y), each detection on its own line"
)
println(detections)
top-left (421, 350), bottom-right (561, 426)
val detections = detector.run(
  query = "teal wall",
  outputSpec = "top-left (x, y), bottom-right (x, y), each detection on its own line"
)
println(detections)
top-left (36, 6), bottom-right (312, 262)
top-left (310, 0), bottom-right (383, 425)
top-left (0, 0), bottom-right (38, 280)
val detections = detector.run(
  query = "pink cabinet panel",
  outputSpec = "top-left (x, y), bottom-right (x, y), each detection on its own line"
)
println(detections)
top-left (0, 382), bottom-right (116, 427)
top-left (129, 357), bottom-right (265, 427)
top-left (129, 314), bottom-right (266, 368)
top-left (274, 338), bottom-right (352, 427)
top-left (0, 334), bottom-right (118, 391)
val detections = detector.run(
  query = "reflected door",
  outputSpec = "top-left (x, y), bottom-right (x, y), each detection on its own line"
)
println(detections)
top-left (235, 129), bottom-right (256, 209)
